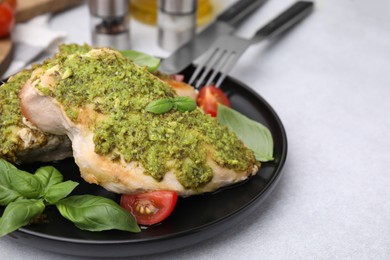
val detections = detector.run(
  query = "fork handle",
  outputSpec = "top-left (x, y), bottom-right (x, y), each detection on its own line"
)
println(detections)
top-left (254, 1), bottom-right (314, 39)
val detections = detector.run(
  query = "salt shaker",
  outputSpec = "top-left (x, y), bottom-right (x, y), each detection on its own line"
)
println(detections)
top-left (157, 0), bottom-right (197, 51)
top-left (88, 0), bottom-right (130, 50)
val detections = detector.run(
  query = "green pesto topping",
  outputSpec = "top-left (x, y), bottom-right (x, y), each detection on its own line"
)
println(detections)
top-left (0, 44), bottom-right (96, 162)
top-left (36, 47), bottom-right (256, 190)
top-left (57, 43), bottom-right (92, 57)
top-left (0, 70), bottom-right (34, 161)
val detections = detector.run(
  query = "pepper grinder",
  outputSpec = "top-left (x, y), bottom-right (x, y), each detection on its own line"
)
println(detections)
top-left (88, 0), bottom-right (130, 50)
top-left (157, 0), bottom-right (197, 51)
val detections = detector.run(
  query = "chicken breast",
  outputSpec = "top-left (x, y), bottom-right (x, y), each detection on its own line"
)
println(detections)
top-left (0, 43), bottom-right (196, 165)
top-left (20, 47), bottom-right (258, 196)
top-left (0, 69), bottom-right (72, 163)
top-left (0, 44), bottom-right (96, 164)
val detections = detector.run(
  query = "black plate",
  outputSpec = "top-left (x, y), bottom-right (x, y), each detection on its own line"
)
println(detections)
top-left (3, 71), bottom-right (287, 257)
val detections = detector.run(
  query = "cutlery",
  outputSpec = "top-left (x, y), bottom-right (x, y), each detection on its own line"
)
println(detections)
top-left (188, 1), bottom-right (314, 89)
top-left (158, 0), bottom-right (268, 74)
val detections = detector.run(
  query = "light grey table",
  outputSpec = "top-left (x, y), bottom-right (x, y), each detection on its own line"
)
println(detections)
top-left (1, 0), bottom-right (390, 259)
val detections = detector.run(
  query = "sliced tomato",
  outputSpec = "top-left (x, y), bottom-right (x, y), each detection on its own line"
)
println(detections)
top-left (0, 1), bottom-right (14, 37)
top-left (196, 85), bottom-right (231, 117)
top-left (120, 191), bottom-right (178, 226)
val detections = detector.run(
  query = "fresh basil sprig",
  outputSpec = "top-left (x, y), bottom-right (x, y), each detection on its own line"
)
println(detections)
top-left (146, 96), bottom-right (197, 114)
top-left (119, 50), bottom-right (160, 72)
top-left (0, 159), bottom-right (140, 237)
top-left (57, 195), bottom-right (139, 232)
top-left (0, 199), bottom-right (45, 237)
top-left (0, 160), bottom-right (41, 205)
top-left (173, 96), bottom-right (197, 112)
top-left (33, 166), bottom-right (78, 204)
top-left (145, 98), bottom-right (173, 114)
top-left (217, 105), bottom-right (274, 162)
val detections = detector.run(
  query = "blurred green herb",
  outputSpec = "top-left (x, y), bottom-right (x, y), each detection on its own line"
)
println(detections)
top-left (119, 50), bottom-right (160, 72)
top-left (146, 96), bottom-right (197, 114)
top-left (145, 98), bottom-right (173, 114)
top-left (217, 105), bottom-right (274, 162)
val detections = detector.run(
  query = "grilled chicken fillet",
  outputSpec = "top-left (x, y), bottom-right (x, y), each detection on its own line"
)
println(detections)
top-left (0, 44), bottom-right (197, 165)
top-left (19, 47), bottom-right (258, 196)
top-left (0, 45), bottom-right (96, 163)
top-left (0, 70), bottom-right (72, 163)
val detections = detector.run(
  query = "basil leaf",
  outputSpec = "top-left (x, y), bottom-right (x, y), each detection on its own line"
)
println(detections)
top-left (0, 160), bottom-right (24, 205)
top-left (10, 169), bottom-right (42, 199)
top-left (119, 50), bottom-right (160, 72)
top-left (44, 181), bottom-right (79, 204)
top-left (146, 98), bottom-right (173, 114)
top-left (217, 105), bottom-right (274, 162)
top-left (0, 159), bottom-right (42, 200)
top-left (173, 96), bottom-right (197, 112)
top-left (56, 195), bottom-right (140, 232)
top-left (0, 199), bottom-right (45, 237)
top-left (34, 166), bottom-right (63, 195)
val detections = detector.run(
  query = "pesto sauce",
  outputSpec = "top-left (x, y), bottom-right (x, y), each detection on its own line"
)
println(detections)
top-left (57, 44), bottom-right (92, 56)
top-left (0, 44), bottom-right (97, 162)
top-left (0, 70), bottom-right (32, 161)
top-left (37, 47), bottom-right (256, 190)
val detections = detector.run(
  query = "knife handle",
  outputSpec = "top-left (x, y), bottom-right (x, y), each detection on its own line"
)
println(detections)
top-left (217, 0), bottom-right (268, 27)
top-left (254, 1), bottom-right (314, 39)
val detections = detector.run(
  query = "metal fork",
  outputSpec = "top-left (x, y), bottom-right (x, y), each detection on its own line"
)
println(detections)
top-left (188, 1), bottom-right (314, 89)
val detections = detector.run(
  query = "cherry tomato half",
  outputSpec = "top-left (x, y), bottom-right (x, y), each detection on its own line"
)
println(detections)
top-left (120, 191), bottom-right (178, 226)
top-left (0, 1), bottom-right (14, 38)
top-left (196, 85), bottom-right (231, 117)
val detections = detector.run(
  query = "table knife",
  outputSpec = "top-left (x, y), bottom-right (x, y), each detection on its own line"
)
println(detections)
top-left (158, 0), bottom-right (268, 74)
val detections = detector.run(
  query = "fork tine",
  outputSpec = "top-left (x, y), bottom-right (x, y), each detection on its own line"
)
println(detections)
top-left (215, 52), bottom-right (238, 88)
top-left (204, 50), bottom-right (231, 87)
top-left (187, 62), bottom-right (205, 86)
top-left (188, 48), bottom-right (218, 86)
top-left (194, 48), bottom-right (226, 89)
top-left (188, 34), bottom-right (247, 89)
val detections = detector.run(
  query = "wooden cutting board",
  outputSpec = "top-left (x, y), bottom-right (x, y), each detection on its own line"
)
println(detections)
top-left (15, 0), bottom-right (83, 22)
top-left (0, 0), bottom-right (83, 78)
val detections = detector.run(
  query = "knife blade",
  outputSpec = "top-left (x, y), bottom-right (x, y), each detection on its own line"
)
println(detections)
top-left (158, 0), bottom-right (268, 74)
